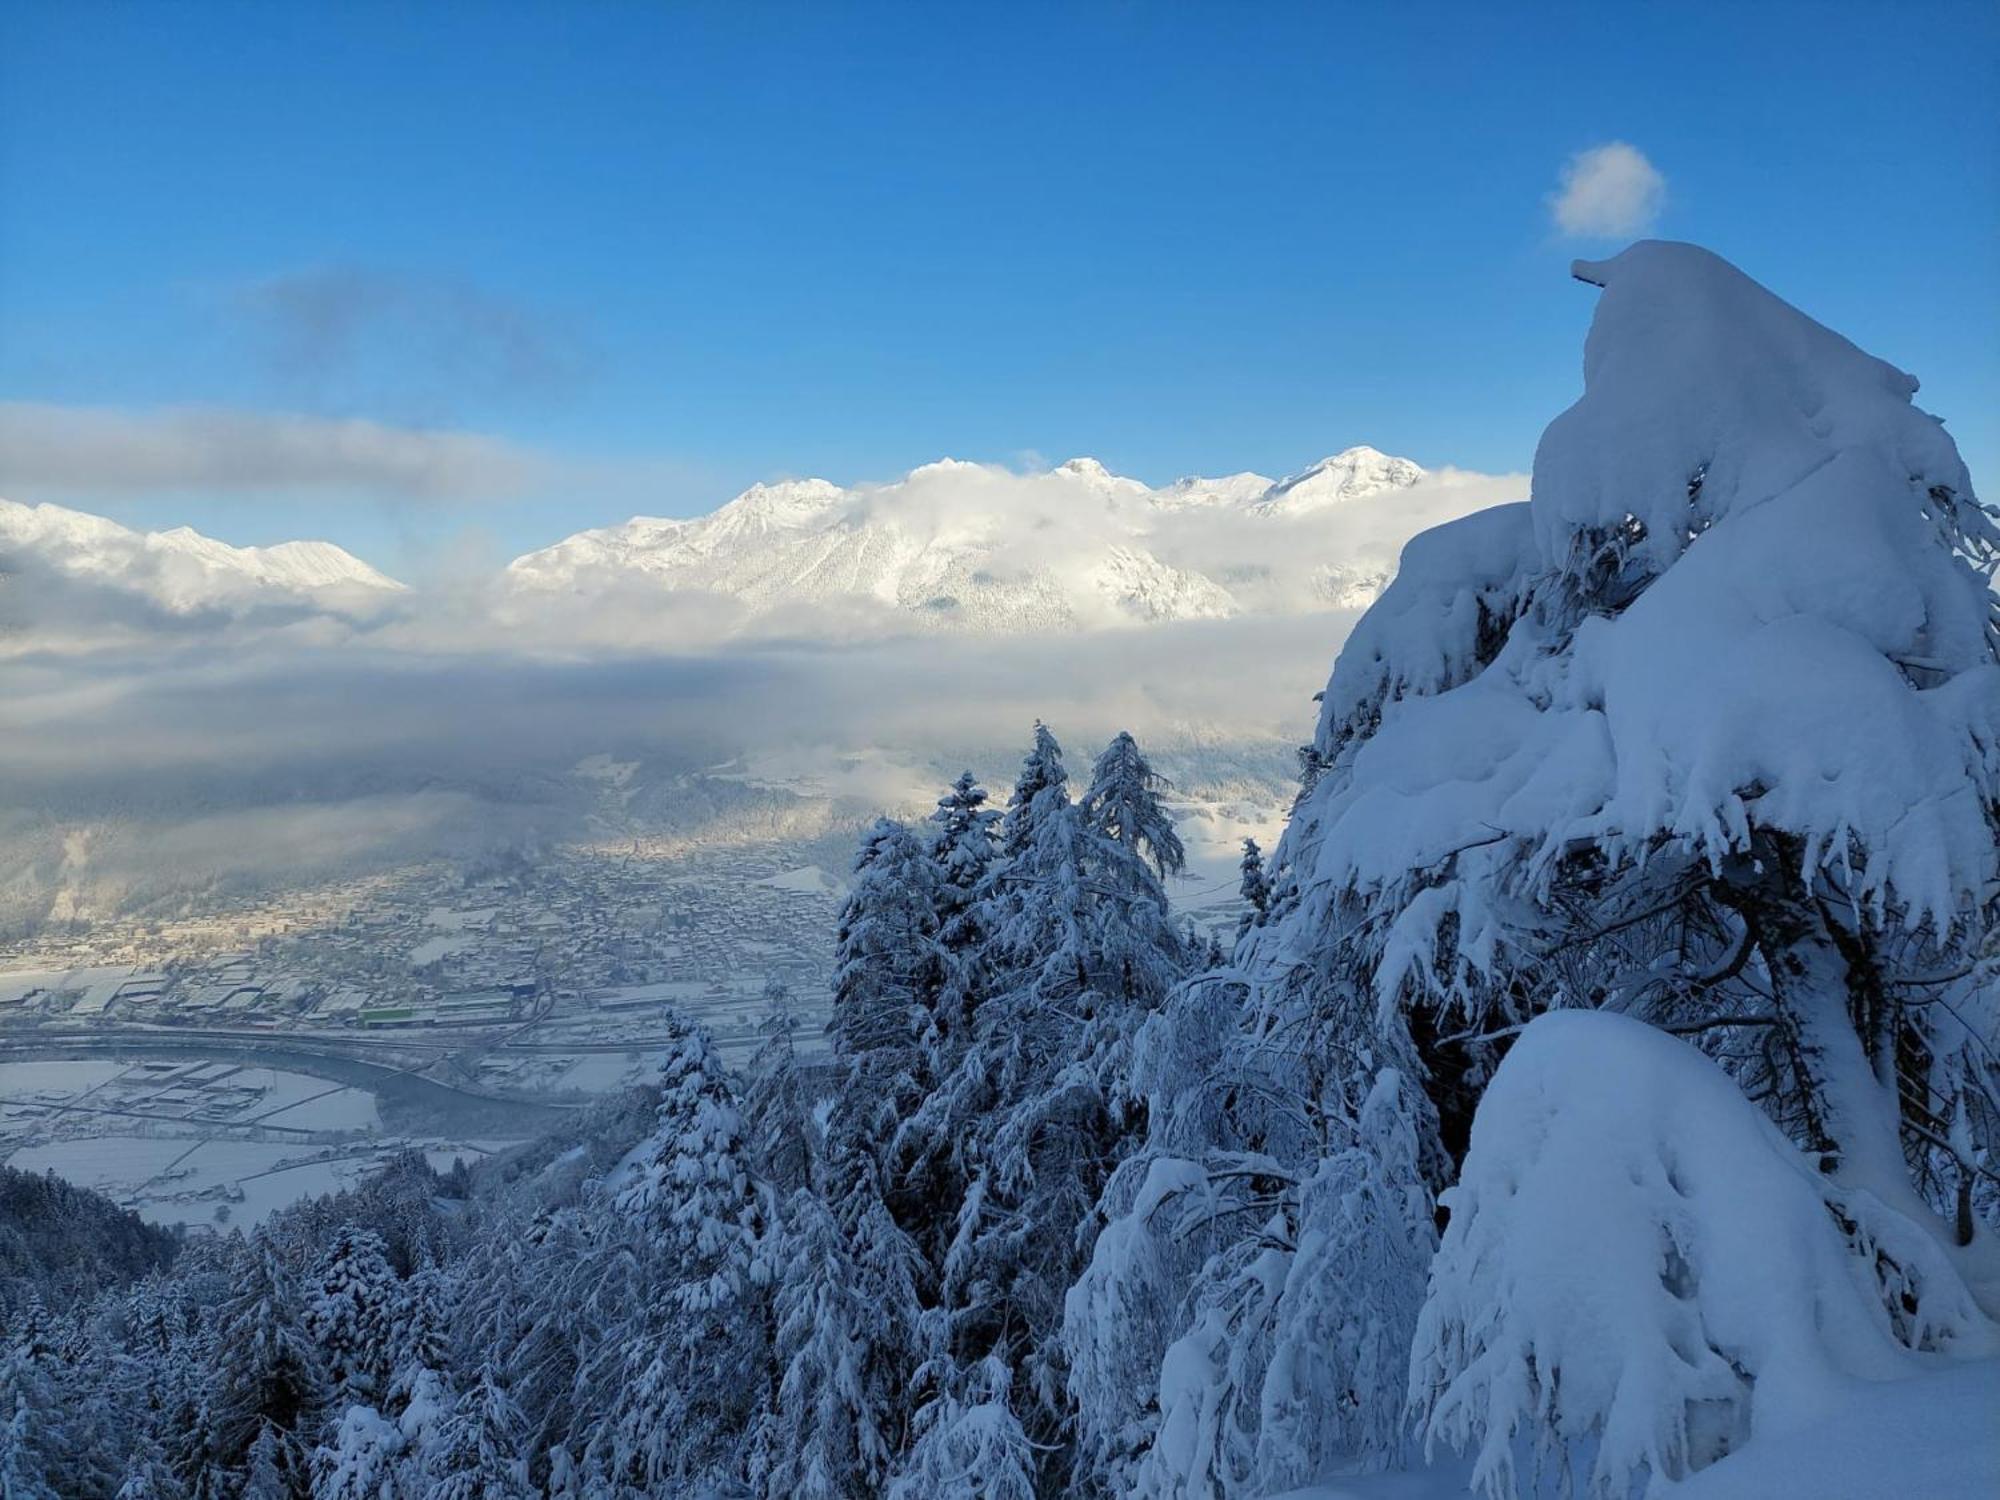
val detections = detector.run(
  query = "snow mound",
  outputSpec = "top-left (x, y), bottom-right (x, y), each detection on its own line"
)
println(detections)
top-left (1411, 1010), bottom-right (1994, 1499)
top-left (1543, 242), bottom-right (1972, 580)
top-left (1671, 1356), bottom-right (2000, 1500)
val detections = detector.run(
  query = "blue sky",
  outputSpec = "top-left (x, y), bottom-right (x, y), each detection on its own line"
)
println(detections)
top-left (2, 0), bottom-right (1994, 576)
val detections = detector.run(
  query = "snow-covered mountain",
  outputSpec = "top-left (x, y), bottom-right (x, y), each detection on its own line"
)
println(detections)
top-left (505, 445), bottom-right (1483, 635)
top-left (0, 497), bottom-right (404, 620)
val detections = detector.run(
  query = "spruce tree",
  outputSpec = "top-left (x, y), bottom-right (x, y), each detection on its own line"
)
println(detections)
top-left (1236, 837), bottom-right (1269, 938)
top-left (909, 724), bottom-right (1191, 1485)
top-left (1080, 731), bottom-right (1185, 881)
top-left (1000, 722), bottom-right (1068, 860)
top-left (600, 1020), bottom-right (776, 1493)
top-left (929, 771), bottom-right (1001, 954)
top-left (424, 1371), bottom-right (532, 1500)
top-left (744, 978), bottom-right (813, 1195)
top-left (192, 1243), bottom-right (326, 1498)
top-left (830, 819), bottom-right (944, 1124)
top-left (302, 1228), bottom-right (396, 1406)
top-left (766, 1178), bottom-right (924, 1499)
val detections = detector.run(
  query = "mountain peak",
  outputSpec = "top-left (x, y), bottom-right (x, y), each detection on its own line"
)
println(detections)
top-left (698, 478), bottom-right (851, 544)
top-left (1256, 446), bottom-right (1427, 513)
top-left (0, 496), bottom-right (403, 614)
top-left (1052, 456), bottom-right (1151, 501)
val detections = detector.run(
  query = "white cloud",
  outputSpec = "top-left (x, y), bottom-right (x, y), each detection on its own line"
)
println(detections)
top-left (1549, 142), bottom-right (1665, 238)
top-left (0, 401), bottom-right (544, 500)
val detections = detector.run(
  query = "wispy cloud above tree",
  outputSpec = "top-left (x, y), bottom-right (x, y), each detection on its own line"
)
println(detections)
top-left (1548, 142), bottom-right (1665, 238)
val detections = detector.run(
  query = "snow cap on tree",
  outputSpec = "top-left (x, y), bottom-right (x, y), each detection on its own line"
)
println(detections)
top-left (1306, 241), bottom-right (1997, 953)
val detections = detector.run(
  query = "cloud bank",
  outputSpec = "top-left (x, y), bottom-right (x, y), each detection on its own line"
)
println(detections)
top-left (0, 402), bottom-right (545, 500)
top-left (0, 453), bottom-right (1527, 930)
top-left (1549, 142), bottom-right (1665, 238)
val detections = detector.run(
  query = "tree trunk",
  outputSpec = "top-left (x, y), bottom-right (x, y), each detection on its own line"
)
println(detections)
top-left (1714, 836), bottom-right (1912, 1208)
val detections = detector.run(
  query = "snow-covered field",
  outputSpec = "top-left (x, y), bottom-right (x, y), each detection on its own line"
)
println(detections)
top-left (0, 1057), bottom-right (502, 1227)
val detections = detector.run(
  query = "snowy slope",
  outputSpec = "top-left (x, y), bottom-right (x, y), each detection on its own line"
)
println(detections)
top-left (504, 446), bottom-right (1476, 635)
top-left (0, 496), bottom-right (404, 616)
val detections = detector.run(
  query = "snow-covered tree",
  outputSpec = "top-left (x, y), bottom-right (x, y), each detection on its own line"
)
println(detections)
top-left (240, 1422), bottom-right (300, 1500)
top-left (599, 1021), bottom-right (776, 1493)
top-left (766, 1178), bottom-right (925, 1499)
top-left (1251, 1067), bottom-right (1433, 1486)
top-left (744, 978), bottom-right (813, 1195)
top-left (831, 819), bottom-right (944, 1111)
top-left (1081, 730), bottom-right (1186, 881)
top-left (114, 1453), bottom-right (186, 1500)
top-left (983, 728), bottom-right (1187, 1028)
top-left (0, 1355), bottom-right (63, 1500)
top-left (1071, 1068), bottom-right (1434, 1499)
top-left (388, 1368), bottom-right (452, 1487)
top-left (888, 1357), bottom-right (1037, 1500)
top-left (905, 725), bottom-right (1193, 1483)
top-left (1069, 242), bottom-right (2000, 1496)
top-left (0, 1310), bottom-right (128, 1498)
top-left (382, 1261), bottom-right (449, 1415)
top-left (615, 1020), bottom-right (775, 1311)
top-left (930, 770), bottom-right (1001, 946)
top-left (310, 1405), bottom-right (410, 1500)
top-left (303, 1228), bottom-right (397, 1405)
top-left (1274, 243), bottom-right (2000, 1232)
top-left (1236, 838), bottom-right (1270, 938)
top-left (1001, 721), bottom-right (1068, 860)
top-left (193, 1243), bottom-right (326, 1497)
top-left (928, 771), bottom-right (1002, 1049)
top-left (421, 1371), bottom-right (532, 1500)
top-left (1141, 242), bottom-right (2000, 1495)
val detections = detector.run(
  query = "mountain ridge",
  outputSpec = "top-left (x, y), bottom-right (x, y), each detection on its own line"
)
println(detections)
top-left (505, 445), bottom-right (1458, 634)
top-left (0, 496), bottom-right (404, 616)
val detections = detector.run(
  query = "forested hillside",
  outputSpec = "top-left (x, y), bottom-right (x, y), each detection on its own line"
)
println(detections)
top-left (0, 1164), bottom-right (180, 1317)
top-left (5, 242), bottom-right (1995, 1498)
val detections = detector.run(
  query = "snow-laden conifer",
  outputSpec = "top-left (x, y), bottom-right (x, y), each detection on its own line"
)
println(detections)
top-left (303, 1228), bottom-right (396, 1406)
top-left (1081, 730), bottom-right (1186, 881)
top-left (888, 1356), bottom-right (1038, 1500)
top-left (600, 1020), bottom-right (776, 1492)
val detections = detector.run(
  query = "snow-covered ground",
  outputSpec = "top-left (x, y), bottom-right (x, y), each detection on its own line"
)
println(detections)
top-left (1274, 1360), bottom-right (2000, 1498)
top-left (755, 865), bottom-right (852, 899)
top-left (0, 1058), bottom-right (501, 1228)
